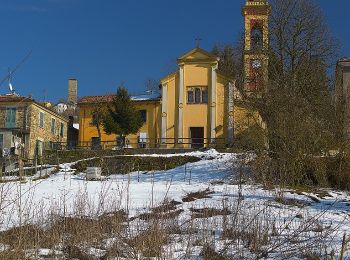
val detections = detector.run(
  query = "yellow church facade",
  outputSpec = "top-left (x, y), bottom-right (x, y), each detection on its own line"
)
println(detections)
top-left (159, 48), bottom-right (235, 148)
top-left (77, 0), bottom-right (270, 149)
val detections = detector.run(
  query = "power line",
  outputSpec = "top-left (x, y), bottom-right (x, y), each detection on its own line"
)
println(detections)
top-left (0, 50), bottom-right (33, 88)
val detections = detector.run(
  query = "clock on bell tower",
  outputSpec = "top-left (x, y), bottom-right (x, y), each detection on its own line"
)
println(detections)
top-left (242, 0), bottom-right (271, 94)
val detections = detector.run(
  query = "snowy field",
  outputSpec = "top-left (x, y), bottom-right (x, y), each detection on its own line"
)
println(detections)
top-left (0, 150), bottom-right (349, 259)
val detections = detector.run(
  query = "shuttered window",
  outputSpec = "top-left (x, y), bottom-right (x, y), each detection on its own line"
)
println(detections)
top-left (39, 112), bottom-right (44, 128)
top-left (5, 108), bottom-right (16, 128)
top-left (51, 118), bottom-right (56, 134)
top-left (60, 122), bottom-right (64, 137)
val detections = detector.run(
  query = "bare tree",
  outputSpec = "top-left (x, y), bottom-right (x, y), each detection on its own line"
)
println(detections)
top-left (250, 0), bottom-right (340, 187)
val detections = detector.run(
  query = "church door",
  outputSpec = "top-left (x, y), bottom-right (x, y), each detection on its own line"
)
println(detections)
top-left (190, 127), bottom-right (204, 149)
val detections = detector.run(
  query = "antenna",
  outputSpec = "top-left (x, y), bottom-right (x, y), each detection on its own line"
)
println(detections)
top-left (0, 50), bottom-right (32, 93)
top-left (8, 67), bottom-right (15, 94)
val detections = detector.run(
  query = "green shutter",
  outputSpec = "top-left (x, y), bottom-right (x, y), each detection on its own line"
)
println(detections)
top-left (6, 108), bottom-right (16, 128)
top-left (40, 112), bottom-right (44, 128)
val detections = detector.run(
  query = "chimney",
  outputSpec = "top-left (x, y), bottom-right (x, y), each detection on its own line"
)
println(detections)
top-left (68, 79), bottom-right (78, 105)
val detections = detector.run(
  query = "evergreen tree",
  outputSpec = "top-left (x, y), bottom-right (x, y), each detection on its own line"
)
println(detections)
top-left (103, 86), bottom-right (143, 146)
top-left (90, 104), bottom-right (104, 144)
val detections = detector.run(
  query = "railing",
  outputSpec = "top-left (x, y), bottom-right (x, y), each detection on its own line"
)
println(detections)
top-left (44, 137), bottom-right (231, 151)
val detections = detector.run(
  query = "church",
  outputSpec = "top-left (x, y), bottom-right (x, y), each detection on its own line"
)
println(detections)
top-left (78, 0), bottom-right (271, 149)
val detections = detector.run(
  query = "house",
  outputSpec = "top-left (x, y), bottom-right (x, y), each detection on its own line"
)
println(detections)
top-left (77, 0), bottom-right (270, 149)
top-left (0, 94), bottom-right (68, 159)
top-left (78, 92), bottom-right (161, 148)
top-left (335, 58), bottom-right (350, 143)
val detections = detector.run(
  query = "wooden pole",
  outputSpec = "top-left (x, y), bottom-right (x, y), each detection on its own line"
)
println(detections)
top-left (19, 148), bottom-right (24, 181)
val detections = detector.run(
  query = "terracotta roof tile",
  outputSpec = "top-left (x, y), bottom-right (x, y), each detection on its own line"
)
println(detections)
top-left (0, 95), bottom-right (34, 103)
top-left (79, 95), bottom-right (115, 104)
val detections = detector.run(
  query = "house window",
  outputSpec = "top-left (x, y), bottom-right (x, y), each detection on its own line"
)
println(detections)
top-left (51, 118), bottom-right (56, 134)
top-left (187, 87), bottom-right (208, 104)
top-left (139, 110), bottom-right (147, 123)
top-left (60, 122), bottom-right (64, 137)
top-left (39, 112), bottom-right (44, 128)
top-left (5, 107), bottom-right (16, 128)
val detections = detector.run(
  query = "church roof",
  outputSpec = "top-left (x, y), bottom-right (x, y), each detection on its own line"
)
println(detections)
top-left (177, 47), bottom-right (219, 63)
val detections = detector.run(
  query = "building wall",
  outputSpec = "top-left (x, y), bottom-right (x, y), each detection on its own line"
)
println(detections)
top-left (27, 103), bottom-right (68, 159)
top-left (182, 63), bottom-right (210, 145)
top-left (0, 101), bottom-right (68, 159)
top-left (79, 101), bottom-right (161, 148)
top-left (0, 105), bottom-right (28, 129)
top-left (335, 63), bottom-right (350, 142)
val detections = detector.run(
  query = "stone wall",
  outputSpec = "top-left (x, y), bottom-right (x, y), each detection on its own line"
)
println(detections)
top-left (0, 106), bottom-right (28, 129)
top-left (27, 104), bottom-right (68, 159)
top-left (68, 79), bottom-right (78, 105)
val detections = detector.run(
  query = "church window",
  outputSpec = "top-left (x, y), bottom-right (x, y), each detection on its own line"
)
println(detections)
top-left (251, 24), bottom-right (263, 50)
top-left (202, 89), bottom-right (208, 103)
top-left (187, 89), bottom-right (194, 103)
top-left (195, 88), bottom-right (201, 103)
top-left (187, 87), bottom-right (208, 104)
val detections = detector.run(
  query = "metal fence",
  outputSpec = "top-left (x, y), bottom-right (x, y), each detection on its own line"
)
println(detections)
top-left (44, 137), bottom-right (231, 151)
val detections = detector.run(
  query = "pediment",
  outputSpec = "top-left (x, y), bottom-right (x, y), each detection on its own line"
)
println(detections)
top-left (177, 48), bottom-right (218, 63)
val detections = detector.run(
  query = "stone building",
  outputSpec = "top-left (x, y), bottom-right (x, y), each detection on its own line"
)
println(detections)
top-left (335, 58), bottom-right (350, 144)
top-left (0, 94), bottom-right (68, 159)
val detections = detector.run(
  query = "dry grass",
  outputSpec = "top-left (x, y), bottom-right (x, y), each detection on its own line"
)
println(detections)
top-left (182, 188), bottom-right (214, 202)
top-left (0, 162), bottom-right (347, 259)
top-left (190, 207), bottom-right (232, 219)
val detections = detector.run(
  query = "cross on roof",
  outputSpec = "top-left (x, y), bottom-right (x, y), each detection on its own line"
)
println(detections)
top-left (195, 37), bottom-right (202, 48)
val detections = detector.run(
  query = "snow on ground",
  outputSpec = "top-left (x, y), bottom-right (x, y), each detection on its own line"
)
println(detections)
top-left (0, 149), bottom-right (349, 258)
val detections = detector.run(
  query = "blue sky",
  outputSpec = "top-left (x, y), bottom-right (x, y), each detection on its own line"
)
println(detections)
top-left (0, 0), bottom-right (349, 102)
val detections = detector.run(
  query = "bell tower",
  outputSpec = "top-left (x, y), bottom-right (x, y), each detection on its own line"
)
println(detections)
top-left (242, 0), bottom-right (271, 94)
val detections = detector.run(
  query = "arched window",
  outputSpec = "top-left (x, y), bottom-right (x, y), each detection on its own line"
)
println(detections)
top-left (251, 25), bottom-right (263, 50)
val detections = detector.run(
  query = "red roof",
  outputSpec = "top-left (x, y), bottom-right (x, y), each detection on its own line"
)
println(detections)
top-left (79, 95), bottom-right (115, 104)
top-left (0, 95), bottom-right (34, 103)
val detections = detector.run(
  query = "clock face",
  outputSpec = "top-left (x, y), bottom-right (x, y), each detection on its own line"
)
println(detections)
top-left (252, 59), bottom-right (262, 69)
